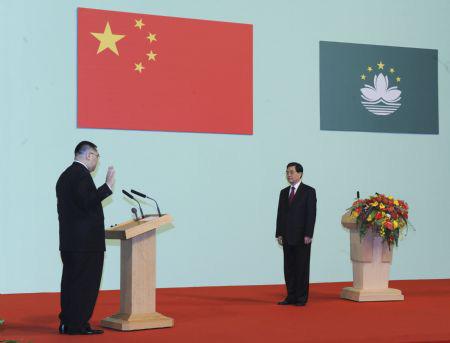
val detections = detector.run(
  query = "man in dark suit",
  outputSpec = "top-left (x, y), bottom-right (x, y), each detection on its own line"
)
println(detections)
top-left (276, 162), bottom-right (316, 306)
top-left (56, 141), bottom-right (115, 335)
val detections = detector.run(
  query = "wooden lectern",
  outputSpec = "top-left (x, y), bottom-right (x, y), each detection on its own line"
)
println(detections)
top-left (340, 214), bottom-right (404, 302)
top-left (101, 214), bottom-right (174, 331)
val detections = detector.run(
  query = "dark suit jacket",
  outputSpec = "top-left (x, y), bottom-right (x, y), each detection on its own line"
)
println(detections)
top-left (276, 182), bottom-right (317, 245)
top-left (56, 162), bottom-right (112, 252)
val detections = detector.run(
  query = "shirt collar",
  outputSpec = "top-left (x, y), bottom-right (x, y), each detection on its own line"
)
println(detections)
top-left (74, 160), bottom-right (89, 171)
top-left (290, 180), bottom-right (302, 192)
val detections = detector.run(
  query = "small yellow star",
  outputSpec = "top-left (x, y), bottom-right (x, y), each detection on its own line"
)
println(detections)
top-left (146, 51), bottom-right (157, 61)
top-left (389, 68), bottom-right (395, 73)
top-left (135, 19), bottom-right (145, 30)
top-left (396, 76), bottom-right (401, 82)
top-left (361, 74), bottom-right (366, 80)
top-left (377, 61), bottom-right (385, 69)
top-left (134, 62), bottom-right (145, 73)
top-left (367, 66), bottom-right (373, 72)
top-left (147, 33), bottom-right (157, 43)
top-left (91, 22), bottom-right (125, 56)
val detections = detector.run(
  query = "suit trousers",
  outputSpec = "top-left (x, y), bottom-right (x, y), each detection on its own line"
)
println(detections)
top-left (283, 243), bottom-right (311, 303)
top-left (59, 251), bottom-right (104, 329)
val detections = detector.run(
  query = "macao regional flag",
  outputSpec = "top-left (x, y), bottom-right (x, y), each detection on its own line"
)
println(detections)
top-left (77, 8), bottom-right (253, 134)
top-left (320, 41), bottom-right (438, 134)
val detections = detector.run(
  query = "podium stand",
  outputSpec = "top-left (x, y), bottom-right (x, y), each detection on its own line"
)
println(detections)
top-left (101, 214), bottom-right (174, 331)
top-left (340, 214), bottom-right (404, 302)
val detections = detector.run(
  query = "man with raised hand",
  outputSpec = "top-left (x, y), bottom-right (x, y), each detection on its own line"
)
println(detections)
top-left (56, 141), bottom-right (115, 335)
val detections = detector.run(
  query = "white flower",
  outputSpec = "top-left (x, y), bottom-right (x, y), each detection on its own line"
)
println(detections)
top-left (360, 73), bottom-right (401, 103)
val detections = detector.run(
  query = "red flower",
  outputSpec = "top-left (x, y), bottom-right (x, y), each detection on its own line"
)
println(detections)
top-left (375, 212), bottom-right (382, 220)
top-left (384, 221), bottom-right (393, 230)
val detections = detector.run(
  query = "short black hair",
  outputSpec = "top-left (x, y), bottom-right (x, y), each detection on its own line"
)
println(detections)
top-left (286, 162), bottom-right (303, 173)
top-left (74, 141), bottom-right (97, 155)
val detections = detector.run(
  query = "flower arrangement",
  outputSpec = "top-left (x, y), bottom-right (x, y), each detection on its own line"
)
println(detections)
top-left (348, 193), bottom-right (411, 246)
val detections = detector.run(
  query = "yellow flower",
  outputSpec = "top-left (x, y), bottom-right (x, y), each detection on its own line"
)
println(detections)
top-left (393, 221), bottom-right (398, 229)
top-left (371, 201), bottom-right (379, 207)
top-left (388, 196), bottom-right (393, 200)
top-left (394, 200), bottom-right (399, 206)
top-left (352, 211), bottom-right (359, 218)
top-left (367, 216), bottom-right (373, 222)
top-left (379, 203), bottom-right (385, 209)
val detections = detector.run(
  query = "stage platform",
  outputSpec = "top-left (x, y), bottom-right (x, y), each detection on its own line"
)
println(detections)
top-left (1, 279), bottom-right (450, 342)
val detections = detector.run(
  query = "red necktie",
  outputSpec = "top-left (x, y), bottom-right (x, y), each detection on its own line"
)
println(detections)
top-left (289, 186), bottom-right (296, 204)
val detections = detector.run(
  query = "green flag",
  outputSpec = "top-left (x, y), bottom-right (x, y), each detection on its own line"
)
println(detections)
top-left (320, 41), bottom-right (438, 134)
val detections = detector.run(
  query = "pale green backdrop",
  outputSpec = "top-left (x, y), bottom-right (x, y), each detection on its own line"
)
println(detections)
top-left (1, 0), bottom-right (449, 294)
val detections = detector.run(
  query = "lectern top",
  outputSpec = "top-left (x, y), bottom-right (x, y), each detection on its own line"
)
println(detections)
top-left (341, 213), bottom-right (357, 230)
top-left (105, 214), bottom-right (172, 240)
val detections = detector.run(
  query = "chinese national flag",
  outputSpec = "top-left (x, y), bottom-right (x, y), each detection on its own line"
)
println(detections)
top-left (77, 8), bottom-right (253, 134)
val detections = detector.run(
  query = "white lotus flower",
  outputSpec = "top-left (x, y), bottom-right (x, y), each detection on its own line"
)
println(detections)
top-left (360, 73), bottom-right (401, 103)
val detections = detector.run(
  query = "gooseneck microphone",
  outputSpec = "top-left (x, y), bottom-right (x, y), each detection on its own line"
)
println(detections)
top-left (131, 207), bottom-right (138, 221)
top-left (122, 189), bottom-right (144, 219)
top-left (131, 189), bottom-right (162, 217)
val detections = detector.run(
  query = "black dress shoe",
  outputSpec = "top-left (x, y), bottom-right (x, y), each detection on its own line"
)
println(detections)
top-left (58, 323), bottom-right (69, 334)
top-left (294, 302), bottom-right (306, 306)
top-left (277, 299), bottom-right (293, 305)
top-left (67, 327), bottom-right (104, 335)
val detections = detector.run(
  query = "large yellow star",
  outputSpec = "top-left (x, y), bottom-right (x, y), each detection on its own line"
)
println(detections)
top-left (134, 62), bottom-right (145, 73)
top-left (147, 33), bottom-right (157, 43)
top-left (91, 22), bottom-right (125, 56)
top-left (135, 19), bottom-right (145, 30)
top-left (146, 50), bottom-right (157, 61)
top-left (377, 61), bottom-right (385, 69)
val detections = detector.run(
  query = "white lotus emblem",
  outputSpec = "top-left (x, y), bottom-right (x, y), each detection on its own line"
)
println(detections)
top-left (360, 72), bottom-right (402, 116)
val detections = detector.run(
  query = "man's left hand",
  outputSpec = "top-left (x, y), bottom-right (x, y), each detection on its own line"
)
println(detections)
top-left (304, 236), bottom-right (312, 245)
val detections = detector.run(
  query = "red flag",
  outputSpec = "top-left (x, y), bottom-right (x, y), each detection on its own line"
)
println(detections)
top-left (77, 8), bottom-right (253, 134)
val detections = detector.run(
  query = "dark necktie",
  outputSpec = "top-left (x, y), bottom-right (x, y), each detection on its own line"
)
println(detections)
top-left (289, 186), bottom-right (296, 204)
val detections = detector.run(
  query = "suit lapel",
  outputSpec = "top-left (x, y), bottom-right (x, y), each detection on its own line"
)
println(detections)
top-left (283, 186), bottom-right (291, 207)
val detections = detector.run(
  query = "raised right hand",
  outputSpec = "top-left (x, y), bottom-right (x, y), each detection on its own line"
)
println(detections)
top-left (106, 166), bottom-right (115, 190)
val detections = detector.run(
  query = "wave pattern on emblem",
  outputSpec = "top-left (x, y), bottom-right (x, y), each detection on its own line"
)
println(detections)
top-left (360, 73), bottom-right (401, 116)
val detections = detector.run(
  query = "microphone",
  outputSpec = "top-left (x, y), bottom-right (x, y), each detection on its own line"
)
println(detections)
top-left (131, 207), bottom-right (138, 221)
top-left (122, 189), bottom-right (144, 219)
top-left (131, 189), bottom-right (162, 217)
top-left (356, 191), bottom-right (360, 199)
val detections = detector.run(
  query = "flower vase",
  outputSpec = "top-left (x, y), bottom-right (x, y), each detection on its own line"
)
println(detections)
top-left (340, 214), bottom-right (404, 301)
